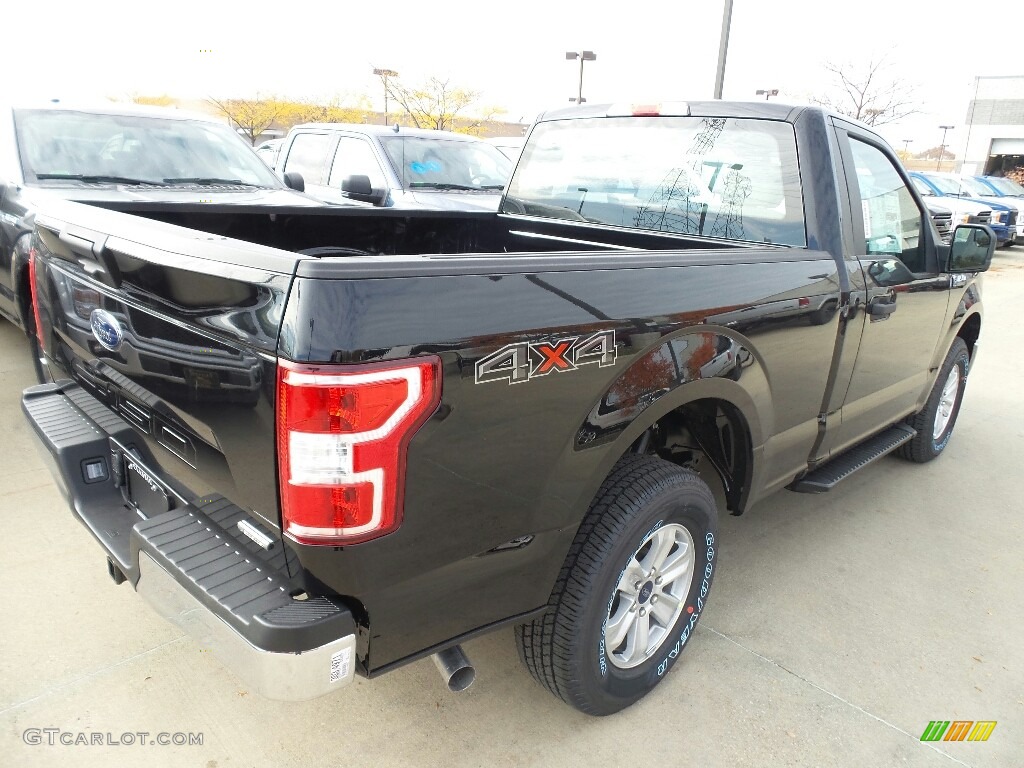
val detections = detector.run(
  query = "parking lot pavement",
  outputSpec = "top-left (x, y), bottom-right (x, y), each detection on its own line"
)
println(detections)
top-left (2, 246), bottom-right (1022, 768)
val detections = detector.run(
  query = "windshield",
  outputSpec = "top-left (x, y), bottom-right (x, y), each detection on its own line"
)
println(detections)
top-left (986, 176), bottom-right (1024, 195)
top-left (14, 109), bottom-right (284, 187)
top-left (911, 178), bottom-right (934, 196)
top-left (502, 116), bottom-right (807, 246)
top-left (922, 175), bottom-right (961, 195)
top-left (959, 177), bottom-right (992, 196)
top-left (379, 136), bottom-right (512, 190)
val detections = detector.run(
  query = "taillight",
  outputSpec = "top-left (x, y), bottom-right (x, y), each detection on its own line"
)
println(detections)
top-left (276, 357), bottom-right (441, 545)
top-left (28, 247), bottom-right (45, 348)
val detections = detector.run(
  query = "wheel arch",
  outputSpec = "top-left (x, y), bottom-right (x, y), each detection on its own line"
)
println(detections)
top-left (12, 232), bottom-right (33, 334)
top-left (570, 328), bottom-right (770, 520)
top-left (957, 311), bottom-right (981, 361)
top-left (610, 388), bottom-right (758, 516)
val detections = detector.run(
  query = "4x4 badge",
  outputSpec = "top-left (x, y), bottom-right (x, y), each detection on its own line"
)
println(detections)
top-left (475, 330), bottom-right (617, 385)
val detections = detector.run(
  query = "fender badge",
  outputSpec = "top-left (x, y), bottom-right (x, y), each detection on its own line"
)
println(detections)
top-left (90, 308), bottom-right (123, 351)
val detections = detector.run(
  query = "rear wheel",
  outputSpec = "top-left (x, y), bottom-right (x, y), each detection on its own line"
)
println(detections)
top-left (898, 337), bottom-right (970, 463)
top-left (516, 454), bottom-right (719, 715)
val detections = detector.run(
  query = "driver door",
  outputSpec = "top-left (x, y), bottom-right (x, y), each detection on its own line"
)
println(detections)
top-left (824, 124), bottom-right (954, 456)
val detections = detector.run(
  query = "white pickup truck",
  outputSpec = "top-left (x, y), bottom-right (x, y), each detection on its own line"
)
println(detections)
top-left (274, 123), bottom-right (512, 210)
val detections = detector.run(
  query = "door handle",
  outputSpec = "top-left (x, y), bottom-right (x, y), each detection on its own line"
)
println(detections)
top-left (868, 298), bottom-right (897, 318)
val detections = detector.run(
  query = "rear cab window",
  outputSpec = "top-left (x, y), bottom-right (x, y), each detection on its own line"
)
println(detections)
top-left (502, 116), bottom-right (807, 247)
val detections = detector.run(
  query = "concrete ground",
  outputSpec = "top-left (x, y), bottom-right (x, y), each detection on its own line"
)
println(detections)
top-left (2, 247), bottom-right (1022, 768)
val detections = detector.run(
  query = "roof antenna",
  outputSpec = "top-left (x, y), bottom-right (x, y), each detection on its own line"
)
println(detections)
top-left (392, 123), bottom-right (400, 133)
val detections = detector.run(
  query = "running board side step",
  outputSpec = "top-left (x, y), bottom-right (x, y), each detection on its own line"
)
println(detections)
top-left (787, 424), bottom-right (917, 493)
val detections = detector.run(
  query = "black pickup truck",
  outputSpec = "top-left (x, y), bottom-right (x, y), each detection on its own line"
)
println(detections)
top-left (22, 101), bottom-right (994, 715)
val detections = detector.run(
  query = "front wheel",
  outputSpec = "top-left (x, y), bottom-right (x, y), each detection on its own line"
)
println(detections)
top-left (898, 337), bottom-right (970, 463)
top-left (516, 455), bottom-right (719, 715)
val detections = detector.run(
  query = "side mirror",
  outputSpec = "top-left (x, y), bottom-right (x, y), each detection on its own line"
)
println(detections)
top-left (282, 172), bottom-right (305, 193)
top-left (946, 224), bottom-right (995, 273)
top-left (341, 174), bottom-right (385, 205)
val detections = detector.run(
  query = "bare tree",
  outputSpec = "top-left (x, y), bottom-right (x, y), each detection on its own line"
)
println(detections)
top-left (812, 58), bottom-right (917, 126)
top-left (208, 96), bottom-right (290, 144)
top-left (377, 75), bottom-right (483, 132)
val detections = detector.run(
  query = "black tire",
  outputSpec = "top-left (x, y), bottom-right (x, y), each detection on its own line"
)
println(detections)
top-left (809, 298), bottom-right (838, 326)
top-left (898, 337), bottom-right (970, 463)
top-left (516, 455), bottom-right (719, 715)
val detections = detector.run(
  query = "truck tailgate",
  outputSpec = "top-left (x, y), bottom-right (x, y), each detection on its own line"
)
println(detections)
top-left (22, 202), bottom-right (365, 698)
top-left (31, 201), bottom-right (297, 537)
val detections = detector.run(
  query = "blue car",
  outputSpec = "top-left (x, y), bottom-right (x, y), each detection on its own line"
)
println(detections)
top-left (910, 172), bottom-right (1014, 247)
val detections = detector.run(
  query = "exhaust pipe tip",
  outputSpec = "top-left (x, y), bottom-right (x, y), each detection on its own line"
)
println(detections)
top-left (432, 645), bottom-right (475, 693)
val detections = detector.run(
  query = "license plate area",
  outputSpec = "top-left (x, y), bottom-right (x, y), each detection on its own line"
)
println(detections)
top-left (124, 453), bottom-right (172, 518)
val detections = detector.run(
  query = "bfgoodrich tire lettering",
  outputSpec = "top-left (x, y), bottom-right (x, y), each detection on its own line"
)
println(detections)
top-left (515, 454), bottom-right (718, 715)
top-left (898, 337), bottom-right (970, 463)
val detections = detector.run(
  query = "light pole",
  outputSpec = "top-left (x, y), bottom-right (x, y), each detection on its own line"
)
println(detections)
top-left (902, 138), bottom-right (913, 154)
top-left (937, 125), bottom-right (954, 171)
top-left (713, 0), bottom-right (735, 99)
top-left (566, 50), bottom-right (596, 103)
top-left (755, 89), bottom-right (779, 101)
top-left (373, 67), bottom-right (398, 125)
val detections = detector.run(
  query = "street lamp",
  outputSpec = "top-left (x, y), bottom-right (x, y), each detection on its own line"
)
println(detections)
top-left (566, 50), bottom-right (596, 104)
top-left (713, 0), bottom-right (735, 99)
top-left (902, 138), bottom-right (913, 155)
top-left (373, 67), bottom-right (398, 125)
top-left (937, 125), bottom-right (954, 171)
top-left (755, 89), bottom-right (779, 101)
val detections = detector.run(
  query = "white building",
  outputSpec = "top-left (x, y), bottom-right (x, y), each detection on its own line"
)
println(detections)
top-left (958, 75), bottom-right (1024, 177)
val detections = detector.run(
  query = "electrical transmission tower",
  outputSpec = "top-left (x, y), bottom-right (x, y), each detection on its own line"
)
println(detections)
top-left (709, 167), bottom-right (752, 240)
top-left (633, 118), bottom-right (727, 235)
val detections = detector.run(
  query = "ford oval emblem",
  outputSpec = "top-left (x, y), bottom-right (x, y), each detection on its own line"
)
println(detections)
top-left (90, 309), bottom-right (123, 351)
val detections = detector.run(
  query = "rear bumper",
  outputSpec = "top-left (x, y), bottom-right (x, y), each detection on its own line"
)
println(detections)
top-left (22, 380), bottom-right (357, 701)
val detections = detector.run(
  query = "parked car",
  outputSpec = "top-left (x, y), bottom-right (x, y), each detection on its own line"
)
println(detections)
top-left (917, 171), bottom-right (1019, 247)
top-left (0, 100), bottom-right (330, 373)
top-left (254, 138), bottom-right (283, 168)
top-left (976, 174), bottom-right (1024, 199)
top-left (973, 176), bottom-right (1024, 244)
top-left (24, 101), bottom-right (994, 716)
top-left (275, 123), bottom-right (513, 210)
top-left (922, 200), bottom-right (954, 244)
top-left (487, 136), bottom-right (526, 160)
top-left (909, 172), bottom-right (1011, 247)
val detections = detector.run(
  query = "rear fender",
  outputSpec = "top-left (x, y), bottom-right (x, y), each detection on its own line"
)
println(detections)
top-left (573, 329), bottom-right (770, 514)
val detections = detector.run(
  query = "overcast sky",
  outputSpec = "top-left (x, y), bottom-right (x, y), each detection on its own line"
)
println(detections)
top-left (10, 0), bottom-right (1020, 157)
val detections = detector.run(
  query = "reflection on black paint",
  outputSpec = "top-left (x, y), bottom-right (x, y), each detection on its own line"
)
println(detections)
top-left (578, 331), bottom-right (753, 448)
